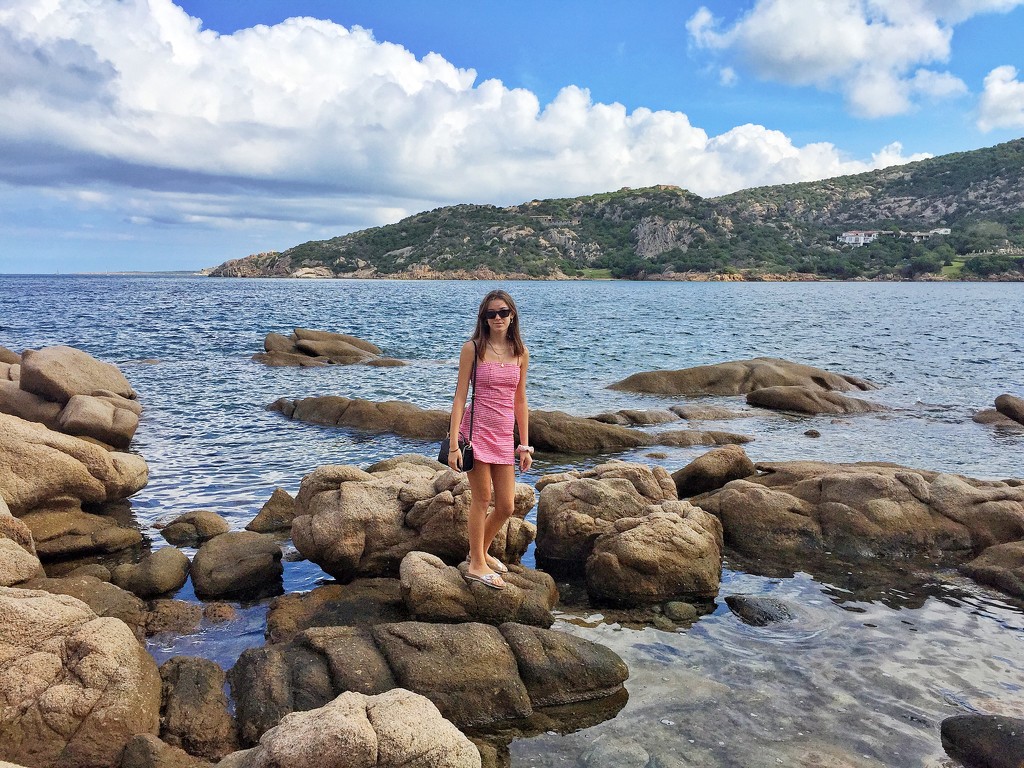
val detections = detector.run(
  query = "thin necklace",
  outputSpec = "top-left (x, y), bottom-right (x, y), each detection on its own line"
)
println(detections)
top-left (487, 341), bottom-right (510, 367)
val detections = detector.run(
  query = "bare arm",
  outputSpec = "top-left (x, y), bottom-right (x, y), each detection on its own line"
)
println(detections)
top-left (447, 341), bottom-right (476, 466)
top-left (514, 348), bottom-right (532, 472)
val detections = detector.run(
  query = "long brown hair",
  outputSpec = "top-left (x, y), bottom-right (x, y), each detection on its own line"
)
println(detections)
top-left (471, 290), bottom-right (525, 359)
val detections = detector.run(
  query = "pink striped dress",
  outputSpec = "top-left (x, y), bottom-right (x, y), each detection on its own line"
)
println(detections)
top-left (461, 359), bottom-right (520, 465)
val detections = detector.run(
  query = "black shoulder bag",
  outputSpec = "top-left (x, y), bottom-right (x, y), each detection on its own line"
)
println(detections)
top-left (438, 342), bottom-right (477, 471)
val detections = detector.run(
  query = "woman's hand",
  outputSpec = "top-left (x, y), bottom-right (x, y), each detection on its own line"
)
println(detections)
top-left (518, 451), bottom-right (533, 473)
top-left (448, 448), bottom-right (463, 471)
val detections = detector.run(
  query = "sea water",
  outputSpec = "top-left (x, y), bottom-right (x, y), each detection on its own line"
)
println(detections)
top-left (1, 275), bottom-right (1022, 766)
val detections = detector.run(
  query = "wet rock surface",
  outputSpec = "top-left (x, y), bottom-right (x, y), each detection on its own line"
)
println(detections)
top-left (941, 714), bottom-right (1024, 768)
top-left (266, 579), bottom-right (407, 644)
top-left (159, 657), bottom-right (238, 760)
top-left (960, 540), bottom-right (1024, 599)
top-left (725, 595), bottom-right (797, 626)
top-left (609, 357), bottom-right (876, 396)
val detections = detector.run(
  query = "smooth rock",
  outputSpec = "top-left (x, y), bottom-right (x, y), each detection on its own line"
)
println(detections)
top-left (589, 409), bottom-right (680, 426)
top-left (0, 412), bottom-right (148, 516)
top-left (0, 538), bottom-right (43, 586)
top-left (292, 458), bottom-right (534, 582)
top-left (158, 510), bottom-right (230, 547)
top-left (245, 488), bottom-right (296, 533)
top-left (995, 393), bottom-right (1024, 426)
top-left (191, 531), bottom-right (283, 599)
top-left (941, 714), bottom-right (1024, 768)
top-left (22, 574), bottom-right (151, 639)
top-left (725, 595), bottom-right (796, 626)
top-left (671, 445), bottom-right (756, 497)
top-left (585, 503), bottom-right (723, 604)
top-left (974, 408), bottom-right (1023, 426)
top-left (232, 689), bottom-right (480, 768)
top-left (111, 547), bottom-right (191, 598)
top-left (670, 405), bottom-right (753, 420)
top-left (22, 508), bottom-right (143, 560)
top-left (0, 587), bottom-right (160, 768)
top-left (536, 462), bottom-right (676, 567)
top-left (0, 346), bottom-right (19, 364)
top-left (610, 356), bottom-right (875, 396)
top-left (20, 345), bottom-right (136, 404)
top-left (399, 551), bottom-right (558, 627)
top-left (746, 385), bottom-right (886, 415)
top-left (58, 392), bottom-right (140, 448)
top-left (271, 396), bottom-right (449, 438)
top-left (0, 379), bottom-right (62, 429)
top-left (293, 327), bottom-right (382, 355)
top-left (159, 657), bottom-right (238, 759)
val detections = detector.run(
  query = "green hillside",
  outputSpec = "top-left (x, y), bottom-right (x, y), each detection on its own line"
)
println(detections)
top-left (208, 138), bottom-right (1024, 280)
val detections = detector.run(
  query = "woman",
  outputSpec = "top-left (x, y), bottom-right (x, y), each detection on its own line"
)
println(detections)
top-left (447, 289), bottom-right (533, 590)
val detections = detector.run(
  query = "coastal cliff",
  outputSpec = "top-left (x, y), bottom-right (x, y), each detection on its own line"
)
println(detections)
top-left (207, 138), bottom-right (1024, 281)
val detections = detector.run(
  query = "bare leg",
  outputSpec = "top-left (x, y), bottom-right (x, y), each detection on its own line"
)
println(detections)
top-left (481, 464), bottom-right (517, 565)
top-left (466, 462), bottom-right (497, 578)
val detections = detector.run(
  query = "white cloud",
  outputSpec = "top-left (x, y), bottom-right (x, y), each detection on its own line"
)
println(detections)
top-left (719, 67), bottom-right (739, 86)
top-left (0, 0), bottom-right (930, 243)
top-left (978, 65), bottom-right (1024, 130)
top-left (686, 0), bottom-right (1016, 117)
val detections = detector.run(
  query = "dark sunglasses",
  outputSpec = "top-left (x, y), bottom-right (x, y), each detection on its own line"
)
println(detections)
top-left (484, 308), bottom-right (512, 320)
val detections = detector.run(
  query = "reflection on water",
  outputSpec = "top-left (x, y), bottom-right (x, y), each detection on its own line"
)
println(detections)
top-left (2, 276), bottom-right (1023, 766)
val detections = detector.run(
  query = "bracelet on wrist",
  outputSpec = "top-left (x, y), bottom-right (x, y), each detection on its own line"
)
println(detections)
top-left (516, 444), bottom-right (534, 455)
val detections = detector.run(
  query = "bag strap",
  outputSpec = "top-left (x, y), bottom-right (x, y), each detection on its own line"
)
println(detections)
top-left (467, 341), bottom-right (478, 441)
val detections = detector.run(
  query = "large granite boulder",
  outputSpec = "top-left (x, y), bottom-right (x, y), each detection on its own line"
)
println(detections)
top-left (960, 540), bottom-right (1024, 600)
top-left (21, 508), bottom-right (143, 561)
top-left (973, 408), bottom-right (1024, 427)
top-left (0, 380), bottom-right (62, 430)
top-left (746, 385), bottom-right (886, 415)
top-left (245, 488), bottom-right (296, 533)
top-left (157, 511), bottom-right (230, 547)
top-left (292, 456), bottom-right (535, 582)
top-left (399, 551), bottom-right (558, 627)
top-left (228, 621), bottom-right (627, 741)
top-left (0, 346), bottom-right (19, 365)
top-left (20, 345), bottom-right (137, 404)
top-left (190, 531), bottom-right (283, 599)
top-left (671, 445), bottom-right (756, 497)
top-left (111, 547), bottom-right (191, 598)
top-left (0, 587), bottom-right (161, 768)
top-left (58, 392), bottom-right (141, 449)
top-left (609, 357), bottom-right (875, 396)
top-left (225, 689), bottom-right (479, 768)
top-left (0, 412), bottom-right (148, 516)
top-left (691, 461), bottom-right (1024, 562)
top-left (585, 503), bottom-right (723, 605)
top-left (535, 462), bottom-right (677, 566)
top-left (995, 393), bottom-right (1024, 426)
top-left (159, 657), bottom-right (238, 760)
top-left (941, 714), bottom-right (1024, 768)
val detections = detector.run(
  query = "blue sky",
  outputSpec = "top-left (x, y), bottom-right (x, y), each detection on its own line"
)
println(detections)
top-left (1, 0), bottom-right (1023, 274)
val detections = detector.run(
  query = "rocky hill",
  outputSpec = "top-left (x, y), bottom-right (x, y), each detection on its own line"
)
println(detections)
top-left (207, 138), bottom-right (1024, 280)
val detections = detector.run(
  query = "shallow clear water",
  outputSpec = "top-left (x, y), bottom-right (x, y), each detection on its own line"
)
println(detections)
top-left (2, 275), bottom-right (1022, 765)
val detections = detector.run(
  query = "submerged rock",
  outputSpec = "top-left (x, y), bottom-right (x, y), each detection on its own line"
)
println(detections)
top-left (291, 456), bottom-right (535, 582)
top-left (0, 587), bottom-right (161, 768)
top-left (609, 357), bottom-right (876, 396)
top-left (941, 714), bottom-right (1024, 768)
top-left (671, 445), bottom-right (756, 498)
top-left (266, 579), bottom-right (407, 644)
top-left (746, 385), bottom-right (886, 415)
top-left (725, 595), bottom-right (796, 626)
